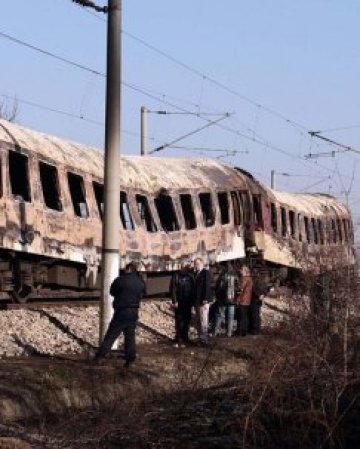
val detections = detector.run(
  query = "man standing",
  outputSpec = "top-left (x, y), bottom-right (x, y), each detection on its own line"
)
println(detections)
top-left (236, 265), bottom-right (253, 336)
top-left (94, 262), bottom-right (145, 366)
top-left (194, 258), bottom-right (212, 346)
top-left (214, 262), bottom-right (239, 337)
top-left (249, 273), bottom-right (268, 335)
top-left (170, 262), bottom-right (195, 346)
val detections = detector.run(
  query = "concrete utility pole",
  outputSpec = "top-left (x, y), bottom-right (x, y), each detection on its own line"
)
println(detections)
top-left (271, 169), bottom-right (275, 189)
top-left (100, 0), bottom-right (122, 341)
top-left (140, 106), bottom-right (148, 156)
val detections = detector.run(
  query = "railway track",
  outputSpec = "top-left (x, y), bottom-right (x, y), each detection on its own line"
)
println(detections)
top-left (1, 294), bottom-right (168, 310)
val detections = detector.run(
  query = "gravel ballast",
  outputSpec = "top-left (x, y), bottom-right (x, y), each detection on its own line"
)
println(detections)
top-left (0, 297), bottom-right (288, 358)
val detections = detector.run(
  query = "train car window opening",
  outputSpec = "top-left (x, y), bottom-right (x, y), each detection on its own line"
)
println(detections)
top-left (0, 157), bottom-right (3, 198)
top-left (331, 219), bottom-right (337, 244)
top-left (304, 216), bottom-right (311, 243)
top-left (252, 195), bottom-right (262, 227)
top-left (342, 218), bottom-right (348, 242)
top-left (120, 191), bottom-right (134, 231)
top-left (155, 194), bottom-right (179, 232)
top-left (337, 219), bottom-right (343, 243)
top-left (281, 207), bottom-right (287, 237)
top-left (218, 192), bottom-right (230, 225)
top-left (239, 191), bottom-right (250, 224)
top-left (349, 219), bottom-right (354, 242)
top-left (270, 203), bottom-right (277, 232)
top-left (311, 218), bottom-right (318, 244)
top-left (9, 151), bottom-right (31, 202)
top-left (92, 181), bottom-right (104, 219)
top-left (289, 210), bottom-right (296, 239)
top-left (179, 194), bottom-right (196, 230)
top-left (136, 194), bottom-right (157, 232)
top-left (231, 191), bottom-right (242, 226)
top-left (317, 219), bottom-right (324, 245)
top-left (39, 162), bottom-right (62, 211)
top-left (67, 172), bottom-right (89, 218)
top-left (199, 192), bottom-right (215, 227)
top-left (298, 214), bottom-right (303, 242)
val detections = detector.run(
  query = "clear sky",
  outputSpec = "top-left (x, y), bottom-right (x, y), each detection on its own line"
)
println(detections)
top-left (1, 0), bottom-right (360, 239)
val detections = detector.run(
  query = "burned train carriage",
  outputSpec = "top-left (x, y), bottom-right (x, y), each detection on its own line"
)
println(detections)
top-left (0, 119), bottom-right (355, 302)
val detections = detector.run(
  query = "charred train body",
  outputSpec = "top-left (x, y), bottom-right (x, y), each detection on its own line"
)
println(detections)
top-left (0, 120), bottom-right (355, 302)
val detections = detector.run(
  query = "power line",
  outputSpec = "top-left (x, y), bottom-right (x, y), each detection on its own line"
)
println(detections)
top-left (0, 29), bottom-right (344, 181)
top-left (0, 31), bottom-right (105, 77)
top-left (1, 94), bottom-right (103, 126)
top-left (80, 9), bottom-right (308, 134)
top-left (149, 114), bottom-right (231, 154)
top-left (0, 93), bottom-right (162, 142)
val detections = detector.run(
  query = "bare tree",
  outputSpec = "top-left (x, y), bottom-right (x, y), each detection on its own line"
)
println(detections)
top-left (0, 97), bottom-right (19, 122)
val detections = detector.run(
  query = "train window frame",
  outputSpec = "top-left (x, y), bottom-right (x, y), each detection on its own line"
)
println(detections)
top-left (155, 193), bottom-right (179, 232)
top-left (179, 193), bottom-right (197, 230)
top-left (8, 150), bottom-right (31, 202)
top-left (337, 219), bottom-right (343, 243)
top-left (317, 219), bottom-right (324, 245)
top-left (67, 172), bottom-right (89, 218)
top-left (231, 191), bottom-right (242, 226)
top-left (217, 191), bottom-right (230, 225)
top-left (199, 192), bottom-right (215, 227)
top-left (136, 194), bottom-right (157, 232)
top-left (0, 155), bottom-right (3, 198)
top-left (239, 191), bottom-right (250, 225)
top-left (342, 218), bottom-right (348, 242)
top-left (280, 206), bottom-right (287, 237)
top-left (304, 216), bottom-right (311, 243)
top-left (289, 210), bottom-right (296, 239)
top-left (120, 191), bottom-right (135, 231)
top-left (92, 181), bottom-right (104, 219)
top-left (331, 219), bottom-right (337, 244)
top-left (39, 161), bottom-right (62, 212)
top-left (311, 218), bottom-right (318, 244)
top-left (252, 195), bottom-right (263, 228)
top-left (270, 203), bottom-right (277, 233)
top-left (298, 214), bottom-right (303, 242)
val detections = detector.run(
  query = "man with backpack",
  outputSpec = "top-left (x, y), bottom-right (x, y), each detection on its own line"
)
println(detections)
top-left (170, 262), bottom-right (195, 345)
top-left (214, 262), bottom-right (239, 337)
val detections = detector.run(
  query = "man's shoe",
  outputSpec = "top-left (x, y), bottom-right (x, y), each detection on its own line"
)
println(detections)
top-left (124, 357), bottom-right (136, 368)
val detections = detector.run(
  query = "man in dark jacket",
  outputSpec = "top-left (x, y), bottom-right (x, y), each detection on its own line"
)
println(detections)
top-left (214, 262), bottom-right (239, 337)
top-left (170, 262), bottom-right (195, 345)
top-left (94, 262), bottom-right (145, 366)
top-left (194, 258), bottom-right (212, 346)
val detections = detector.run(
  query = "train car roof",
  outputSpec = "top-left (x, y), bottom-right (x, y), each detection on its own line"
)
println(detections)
top-left (0, 119), bottom-right (247, 191)
top-left (271, 190), bottom-right (349, 217)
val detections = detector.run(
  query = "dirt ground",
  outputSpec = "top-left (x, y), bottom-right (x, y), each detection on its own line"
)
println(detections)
top-left (0, 333), bottom-right (271, 448)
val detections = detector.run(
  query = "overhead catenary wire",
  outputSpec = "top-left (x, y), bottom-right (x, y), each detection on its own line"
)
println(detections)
top-left (0, 29), bottom-right (351, 184)
top-left (0, 94), bottom-right (161, 143)
top-left (81, 9), bottom-right (308, 134)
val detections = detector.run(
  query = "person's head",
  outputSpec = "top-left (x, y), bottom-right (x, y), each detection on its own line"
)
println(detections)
top-left (180, 261), bottom-right (191, 274)
top-left (125, 262), bottom-right (138, 273)
top-left (194, 258), bottom-right (204, 272)
top-left (226, 261), bottom-right (234, 272)
top-left (241, 265), bottom-right (251, 277)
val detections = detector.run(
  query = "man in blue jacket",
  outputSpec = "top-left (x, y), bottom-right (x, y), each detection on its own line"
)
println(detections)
top-left (94, 262), bottom-right (145, 366)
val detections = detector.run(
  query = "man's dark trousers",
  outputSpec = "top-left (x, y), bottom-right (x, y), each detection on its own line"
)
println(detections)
top-left (96, 308), bottom-right (138, 362)
top-left (236, 305), bottom-right (249, 336)
top-left (248, 299), bottom-right (261, 334)
top-left (175, 303), bottom-right (192, 342)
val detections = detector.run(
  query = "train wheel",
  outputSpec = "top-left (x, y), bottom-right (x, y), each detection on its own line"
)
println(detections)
top-left (11, 284), bottom-right (33, 304)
